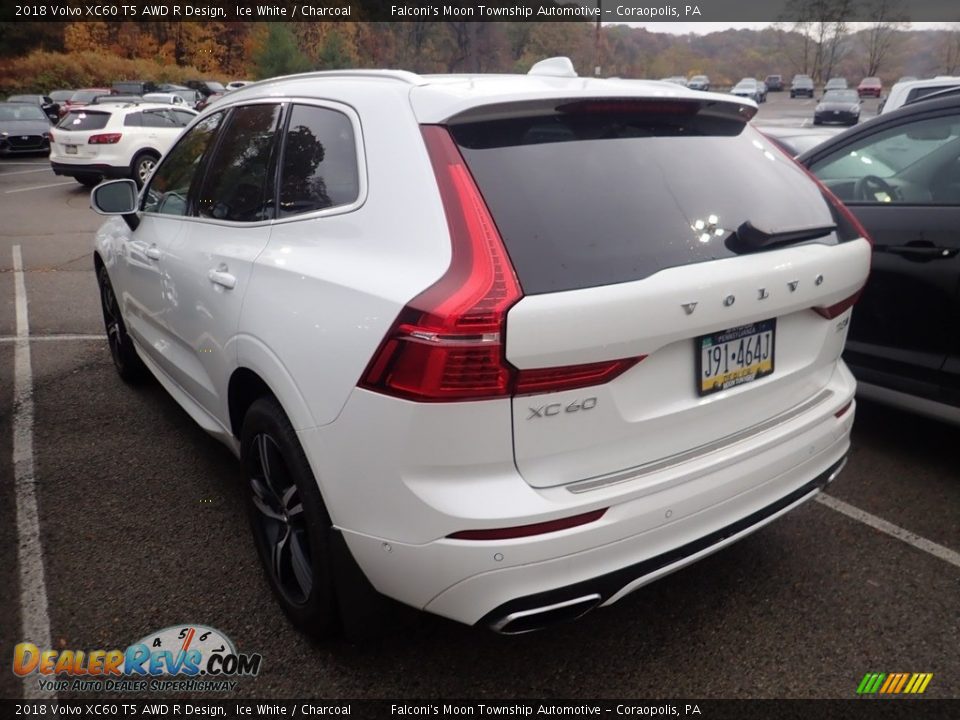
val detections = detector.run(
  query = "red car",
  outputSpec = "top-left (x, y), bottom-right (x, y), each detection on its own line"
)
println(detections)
top-left (857, 77), bottom-right (883, 98)
top-left (60, 88), bottom-right (114, 117)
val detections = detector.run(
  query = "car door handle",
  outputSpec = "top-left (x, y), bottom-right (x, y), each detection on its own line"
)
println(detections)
top-left (208, 268), bottom-right (236, 289)
top-left (885, 245), bottom-right (958, 259)
top-left (144, 245), bottom-right (161, 261)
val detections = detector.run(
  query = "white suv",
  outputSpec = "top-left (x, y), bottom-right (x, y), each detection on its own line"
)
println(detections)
top-left (50, 102), bottom-right (197, 187)
top-left (90, 60), bottom-right (870, 637)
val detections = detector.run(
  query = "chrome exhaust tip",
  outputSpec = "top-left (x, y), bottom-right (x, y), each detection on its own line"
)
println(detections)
top-left (490, 593), bottom-right (602, 635)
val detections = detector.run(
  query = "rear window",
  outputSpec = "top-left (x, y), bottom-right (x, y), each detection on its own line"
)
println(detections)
top-left (451, 104), bottom-right (836, 294)
top-left (59, 111), bottom-right (111, 131)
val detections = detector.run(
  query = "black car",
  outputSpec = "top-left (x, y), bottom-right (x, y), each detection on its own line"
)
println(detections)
top-left (790, 76), bottom-right (815, 98)
top-left (184, 80), bottom-right (225, 97)
top-left (765, 74), bottom-right (784, 91)
top-left (0, 102), bottom-right (51, 156)
top-left (798, 93), bottom-right (960, 424)
top-left (814, 89), bottom-right (861, 126)
top-left (7, 94), bottom-right (59, 123)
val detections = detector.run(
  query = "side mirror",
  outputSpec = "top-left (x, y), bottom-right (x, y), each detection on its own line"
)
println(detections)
top-left (91, 179), bottom-right (140, 230)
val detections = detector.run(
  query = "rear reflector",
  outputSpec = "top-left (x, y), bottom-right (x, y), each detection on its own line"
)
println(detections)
top-left (88, 133), bottom-right (122, 144)
top-left (834, 400), bottom-right (854, 418)
top-left (448, 508), bottom-right (607, 540)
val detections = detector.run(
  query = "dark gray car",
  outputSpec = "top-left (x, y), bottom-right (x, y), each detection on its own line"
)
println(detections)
top-left (0, 102), bottom-right (52, 155)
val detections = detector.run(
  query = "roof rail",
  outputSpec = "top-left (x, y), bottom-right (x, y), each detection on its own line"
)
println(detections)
top-left (241, 69), bottom-right (427, 90)
top-left (528, 57), bottom-right (578, 79)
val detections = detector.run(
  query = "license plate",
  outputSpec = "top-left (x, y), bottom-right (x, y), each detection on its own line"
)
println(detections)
top-left (65, 145), bottom-right (77, 154)
top-left (697, 319), bottom-right (776, 396)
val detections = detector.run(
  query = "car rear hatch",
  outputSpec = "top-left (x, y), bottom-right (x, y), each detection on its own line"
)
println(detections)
top-left (52, 110), bottom-right (115, 160)
top-left (444, 96), bottom-right (870, 490)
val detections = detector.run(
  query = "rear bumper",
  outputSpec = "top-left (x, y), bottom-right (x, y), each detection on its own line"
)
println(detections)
top-left (313, 363), bottom-right (857, 628)
top-left (51, 161), bottom-right (128, 179)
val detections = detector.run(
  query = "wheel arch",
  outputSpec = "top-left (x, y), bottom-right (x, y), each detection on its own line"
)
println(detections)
top-left (229, 336), bottom-right (317, 437)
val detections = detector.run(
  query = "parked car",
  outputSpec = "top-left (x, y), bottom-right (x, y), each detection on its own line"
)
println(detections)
top-left (790, 75), bottom-right (815, 98)
top-left (196, 92), bottom-right (225, 111)
top-left (687, 75), bottom-right (710, 91)
top-left (62, 88), bottom-right (114, 115)
top-left (89, 61), bottom-right (867, 637)
top-left (814, 89), bottom-right (861, 126)
top-left (156, 85), bottom-right (203, 109)
top-left (0, 102), bottom-right (51, 156)
top-left (857, 77), bottom-right (883, 98)
top-left (879, 77), bottom-right (960, 114)
top-left (799, 93), bottom-right (960, 424)
top-left (731, 78), bottom-right (766, 103)
top-left (824, 78), bottom-right (849, 93)
top-left (112, 81), bottom-right (159, 96)
top-left (7, 94), bottom-right (59, 123)
top-left (226, 81), bottom-right (254, 91)
top-left (49, 89), bottom-right (74, 105)
top-left (50, 103), bottom-right (196, 187)
top-left (659, 76), bottom-right (689, 87)
top-left (765, 74), bottom-right (784, 91)
top-left (142, 92), bottom-right (190, 106)
top-left (185, 80), bottom-right (226, 97)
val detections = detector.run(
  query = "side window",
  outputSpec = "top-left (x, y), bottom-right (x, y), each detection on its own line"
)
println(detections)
top-left (124, 112), bottom-right (142, 128)
top-left (810, 114), bottom-right (960, 204)
top-left (142, 111), bottom-right (224, 217)
top-left (278, 104), bottom-right (359, 218)
top-left (140, 110), bottom-right (179, 128)
top-left (171, 110), bottom-right (196, 127)
top-left (194, 104), bottom-right (282, 223)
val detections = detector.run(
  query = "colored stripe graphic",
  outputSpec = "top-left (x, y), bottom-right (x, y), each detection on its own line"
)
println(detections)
top-left (857, 672), bottom-right (933, 694)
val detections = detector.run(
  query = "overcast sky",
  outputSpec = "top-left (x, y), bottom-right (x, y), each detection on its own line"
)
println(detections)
top-left (614, 21), bottom-right (955, 34)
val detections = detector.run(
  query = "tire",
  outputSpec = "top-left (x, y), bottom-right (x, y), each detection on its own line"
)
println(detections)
top-left (76, 174), bottom-right (101, 188)
top-left (241, 396), bottom-right (341, 639)
top-left (97, 264), bottom-right (148, 383)
top-left (131, 151), bottom-right (159, 188)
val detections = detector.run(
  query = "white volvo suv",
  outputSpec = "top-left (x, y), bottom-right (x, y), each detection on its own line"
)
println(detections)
top-left (90, 59), bottom-right (870, 637)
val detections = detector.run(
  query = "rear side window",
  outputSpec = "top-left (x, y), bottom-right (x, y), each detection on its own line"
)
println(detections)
top-left (60, 111), bottom-right (110, 131)
top-left (139, 109), bottom-right (180, 128)
top-left (171, 110), bottom-right (196, 126)
top-left (195, 104), bottom-right (282, 222)
top-left (142, 111), bottom-right (224, 216)
top-left (278, 104), bottom-right (359, 218)
top-left (451, 106), bottom-right (835, 294)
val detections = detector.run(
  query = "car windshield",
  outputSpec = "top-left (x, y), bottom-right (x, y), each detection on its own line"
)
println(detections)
top-left (823, 90), bottom-right (858, 102)
top-left (8, 95), bottom-right (38, 103)
top-left (861, 78), bottom-right (880, 85)
top-left (0, 104), bottom-right (47, 121)
top-left (205, 82), bottom-right (225, 92)
top-left (826, 79), bottom-right (847, 87)
top-left (736, 80), bottom-right (756, 88)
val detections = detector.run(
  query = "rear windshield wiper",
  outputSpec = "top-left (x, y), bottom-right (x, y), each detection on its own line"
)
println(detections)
top-left (726, 220), bottom-right (836, 254)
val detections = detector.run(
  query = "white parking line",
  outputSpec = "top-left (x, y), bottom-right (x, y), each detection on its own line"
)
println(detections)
top-left (5, 181), bottom-right (74, 194)
top-left (0, 161), bottom-right (50, 166)
top-left (11, 245), bottom-right (56, 700)
top-left (0, 334), bottom-right (106, 343)
top-left (0, 168), bottom-right (52, 177)
top-left (817, 493), bottom-right (960, 569)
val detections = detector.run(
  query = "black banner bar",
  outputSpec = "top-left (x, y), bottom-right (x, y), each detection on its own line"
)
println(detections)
top-left (2, 0), bottom-right (959, 24)
top-left (1, 699), bottom-right (956, 720)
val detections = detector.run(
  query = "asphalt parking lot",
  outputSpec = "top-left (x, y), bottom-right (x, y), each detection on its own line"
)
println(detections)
top-left (1, 92), bottom-right (957, 701)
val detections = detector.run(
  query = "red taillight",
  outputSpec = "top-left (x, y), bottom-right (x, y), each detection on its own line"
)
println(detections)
top-left (88, 133), bottom-right (122, 144)
top-left (814, 287), bottom-right (864, 319)
top-left (360, 126), bottom-right (644, 402)
top-left (447, 508), bottom-right (607, 540)
top-left (514, 358), bottom-right (644, 396)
